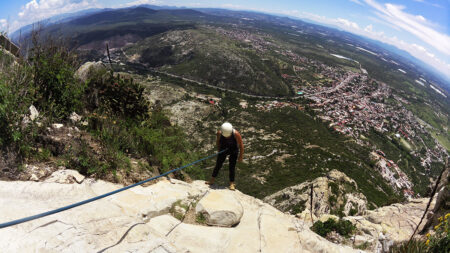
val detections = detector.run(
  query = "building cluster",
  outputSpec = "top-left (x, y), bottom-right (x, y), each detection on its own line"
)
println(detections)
top-left (254, 100), bottom-right (303, 111)
top-left (194, 94), bottom-right (221, 106)
top-left (301, 68), bottom-right (447, 171)
top-left (272, 43), bottom-right (448, 176)
top-left (370, 152), bottom-right (415, 198)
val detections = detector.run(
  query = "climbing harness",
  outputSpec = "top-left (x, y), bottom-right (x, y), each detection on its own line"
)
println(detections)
top-left (0, 149), bottom-right (227, 229)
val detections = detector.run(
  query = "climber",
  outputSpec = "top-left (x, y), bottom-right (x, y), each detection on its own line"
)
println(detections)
top-left (206, 122), bottom-right (244, 190)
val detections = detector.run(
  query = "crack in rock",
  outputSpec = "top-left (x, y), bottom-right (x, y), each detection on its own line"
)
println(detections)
top-left (97, 222), bottom-right (146, 253)
top-left (257, 205), bottom-right (263, 253)
top-left (28, 219), bottom-right (74, 233)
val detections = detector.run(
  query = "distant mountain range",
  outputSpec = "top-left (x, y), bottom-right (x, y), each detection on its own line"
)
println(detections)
top-left (10, 4), bottom-right (450, 93)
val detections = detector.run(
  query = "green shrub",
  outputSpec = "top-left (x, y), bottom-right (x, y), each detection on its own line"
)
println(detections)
top-left (0, 47), bottom-right (36, 157)
top-left (85, 69), bottom-right (148, 119)
top-left (426, 213), bottom-right (450, 253)
top-left (329, 182), bottom-right (339, 195)
top-left (291, 200), bottom-right (307, 214)
top-left (86, 108), bottom-right (203, 178)
top-left (389, 239), bottom-right (428, 253)
top-left (169, 200), bottom-right (189, 221)
top-left (67, 140), bottom-right (104, 176)
top-left (311, 218), bottom-right (356, 238)
top-left (328, 195), bottom-right (337, 206)
top-left (196, 212), bottom-right (207, 224)
top-left (355, 241), bottom-right (370, 250)
top-left (29, 33), bottom-right (84, 120)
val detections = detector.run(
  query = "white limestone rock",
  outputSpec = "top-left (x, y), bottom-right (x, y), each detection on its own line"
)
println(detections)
top-left (75, 61), bottom-right (106, 82)
top-left (52, 123), bottom-right (64, 129)
top-left (264, 169), bottom-right (367, 217)
top-left (195, 190), bottom-right (244, 227)
top-left (69, 112), bottom-right (82, 123)
top-left (0, 169), bottom-right (426, 253)
top-left (44, 169), bottom-right (85, 184)
top-left (29, 105), bottom-right (39, 121)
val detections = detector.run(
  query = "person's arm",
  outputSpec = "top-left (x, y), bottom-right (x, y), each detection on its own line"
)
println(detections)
top-left (234, 130), bottom-right (244, 162)
top-left (216, 130), bottom-right (221, 151)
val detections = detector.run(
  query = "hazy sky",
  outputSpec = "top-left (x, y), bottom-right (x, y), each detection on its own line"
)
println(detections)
top-left (0, 0), bottom-right (449, 79)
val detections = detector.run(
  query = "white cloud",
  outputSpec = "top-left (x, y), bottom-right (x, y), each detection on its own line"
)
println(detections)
top-left (299, 12), bottom-right (361, 31)
top-left (12, 0), bottom-right (99, 33)
top-left (120, 0), bottom-right (160, 8)
top-left (0, 19), bottom-right (7, 31)
top-left (221, 4), bottom-right (244, 9)
top-left (364, 0), bottom-right (450, 56)
top-left (349, 0), bottom-right (364, 5)
top-left (291, 11), bottom-right (450, 79)
top-left (336, 18), bottom-right (360, 29)
top-left (412, 0), bottom-right (444, 9)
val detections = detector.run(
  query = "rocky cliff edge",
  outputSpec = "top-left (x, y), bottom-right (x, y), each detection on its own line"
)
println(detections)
top-left (0, 170), bottom-right (362, 253)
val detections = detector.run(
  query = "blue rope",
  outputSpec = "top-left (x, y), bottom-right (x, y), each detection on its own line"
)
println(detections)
top-left (0, 149), bottom-right (226, 229)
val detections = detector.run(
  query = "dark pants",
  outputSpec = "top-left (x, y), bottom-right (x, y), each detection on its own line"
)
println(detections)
top-left (212, 149), bottom-right (238, 182)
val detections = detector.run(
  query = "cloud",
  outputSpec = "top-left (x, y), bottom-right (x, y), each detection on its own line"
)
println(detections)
top-left (12, 0), bottom-right (99, 32)
top-left (292, 11), bottom-right (450, 79)
top-left (221, 4), bottom-right (244, 9)
top-left (364, 0), bottom-right (450, 56)
top-left (349, 0), bottom-right (364, 5)
top-left (120, 0), bottom-right (160, 8)
top-left (412, 0), bottom-right (444, 9)
top-left (0, 19), bottom-right (7, 31)
top-left (300, 12), bottom-right (361, 31)
top-left (336, 18), bottom-right (359, 29)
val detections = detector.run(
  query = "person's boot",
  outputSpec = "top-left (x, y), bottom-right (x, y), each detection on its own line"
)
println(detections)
top-left (229, 182), bottom-right (236, 191)
top-left (206, 177), bottom-right (215, 185)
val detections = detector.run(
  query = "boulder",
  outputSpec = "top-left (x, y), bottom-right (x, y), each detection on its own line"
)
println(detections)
top-left (44, 169), bottom-right (85, 184)
top-left (29, 105), bottom-right (39, 121)
top-left (52, 123), bottom-right (64, 129)
top-left (319, 214), bottom-right (339, 222)
top-left (69, 112), bottom-right (82, 123)
top-left (75, 61), bottom-right (106, 83)
top-left (195, 190), bottom-right (243, 227)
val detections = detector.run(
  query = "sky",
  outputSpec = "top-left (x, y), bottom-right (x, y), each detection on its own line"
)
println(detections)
top-left (0, 0), bottom-right (449, 80)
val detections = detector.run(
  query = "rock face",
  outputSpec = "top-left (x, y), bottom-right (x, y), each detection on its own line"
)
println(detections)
top-left (0, 170), bottom-right (360, 253)
top-left (421, 164), bottom-right (449, 233)
top-left (264, 170), bottom-right (368, 218)
top-left (344, 198), bottom-right (431, 252)
top-left (195, 190), bottom-right (243, 227)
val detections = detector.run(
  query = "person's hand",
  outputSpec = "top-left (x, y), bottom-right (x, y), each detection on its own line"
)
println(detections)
top-left (238, 156), bottom-right (243, 163)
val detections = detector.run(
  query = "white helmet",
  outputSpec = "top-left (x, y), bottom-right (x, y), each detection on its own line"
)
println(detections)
top-left (221, 122), bottom-right (233, 137)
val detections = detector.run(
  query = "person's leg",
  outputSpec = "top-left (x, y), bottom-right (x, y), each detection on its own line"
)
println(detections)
top-left (208, 151), bottom-right (227, 184)
top-left (229, 150), bottom-right (238, 184)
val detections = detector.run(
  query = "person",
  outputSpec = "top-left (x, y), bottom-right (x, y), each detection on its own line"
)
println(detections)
top-left (206, 122), bottom-right (244, 190)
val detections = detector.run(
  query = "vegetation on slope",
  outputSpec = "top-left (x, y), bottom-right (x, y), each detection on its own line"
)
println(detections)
top-left (0, 34), bottom-right (201, 183)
